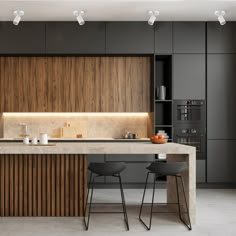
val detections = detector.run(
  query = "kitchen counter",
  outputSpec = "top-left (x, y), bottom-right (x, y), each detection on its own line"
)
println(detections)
top-left (0, 138), bottom-right (150, 143)
top-left (0, 142), bottom-right (194, 154)
top-left (0, 142), bottom-right (196, 222)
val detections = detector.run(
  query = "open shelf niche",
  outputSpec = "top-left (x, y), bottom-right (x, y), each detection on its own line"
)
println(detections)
top-left (154, 55), bottom-right (173, 141)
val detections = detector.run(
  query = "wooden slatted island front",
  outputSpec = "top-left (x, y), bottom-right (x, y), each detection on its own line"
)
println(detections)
top-left (0, 142), bottom-right (196, 222)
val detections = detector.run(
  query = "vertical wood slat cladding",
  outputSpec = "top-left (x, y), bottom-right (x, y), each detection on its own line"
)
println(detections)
top-left (0, 154), bottom-right (87, 216)
top-left (0, 57), bottom-right (151, 112)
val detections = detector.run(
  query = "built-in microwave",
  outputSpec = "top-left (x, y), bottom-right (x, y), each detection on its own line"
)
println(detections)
top-left (173, 100), bottom-right (206, 126)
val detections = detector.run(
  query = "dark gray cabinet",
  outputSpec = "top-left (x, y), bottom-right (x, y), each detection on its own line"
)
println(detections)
top-left (207, 140), bottom-right (236, 183)
top-left (105, 154), bottom-right (154, 184)
top-left (207, 22), bottom-right (236, 53)
top-left (155, 22), bottom-right (172, 54)
top-left (46, 22), bottom-right (105, 54)
top-left (106, 22), bottom-right (154, 54)
top-left (207, 54), bottom-right (236, 139)
top-left (87, 154), bottom-right (105, 183)
top-left (173, 54), bottom-right (205, 99)
top-left (173, 22), bottom-right (205, 53)
top-left (0, 22), bottom-right (45, 54)
top-left (196, 160), bottom-right (206, 183)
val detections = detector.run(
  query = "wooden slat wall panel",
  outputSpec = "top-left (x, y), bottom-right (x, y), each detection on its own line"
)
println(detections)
top-left (0, 154), bottom-right (87, 216)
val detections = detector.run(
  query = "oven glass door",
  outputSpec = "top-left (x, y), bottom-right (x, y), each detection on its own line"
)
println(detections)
top-left (176, 136), bottom-right (201, 152)
top-left (176, 105), bottom-right (202, 122)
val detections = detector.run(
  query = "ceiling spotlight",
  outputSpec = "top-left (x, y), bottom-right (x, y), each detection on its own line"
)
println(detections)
top-left (215, 10), bottom-right (226, 26)
top-left (73, 10), bottom-right (85, 25)
top-left (148, 10), bottom-right (159, 26)
top-left (13, 10), bottom-right (24, 26)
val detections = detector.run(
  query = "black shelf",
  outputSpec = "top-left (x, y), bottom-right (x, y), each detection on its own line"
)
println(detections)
top-left (154, 55), bottom-right (173, 141)
top-left (155, 100), bottom-right (173, 102)
top-left (155, 125), bottom-right (172, 127)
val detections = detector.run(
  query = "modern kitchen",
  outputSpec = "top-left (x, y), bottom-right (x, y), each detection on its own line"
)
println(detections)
top-left (0, 0), bottom-right (235, 235)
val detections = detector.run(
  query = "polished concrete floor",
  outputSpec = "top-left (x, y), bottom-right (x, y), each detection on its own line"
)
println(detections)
top-left (0, 189), bottom-right (236, 236)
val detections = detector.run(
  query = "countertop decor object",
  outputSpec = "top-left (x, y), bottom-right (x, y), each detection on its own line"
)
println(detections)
top-left (151, 138), bottom-right (168, 144)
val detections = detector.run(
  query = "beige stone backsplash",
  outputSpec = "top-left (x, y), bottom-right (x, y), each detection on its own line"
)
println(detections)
top-left (2, 114), bottom-right (148, 139)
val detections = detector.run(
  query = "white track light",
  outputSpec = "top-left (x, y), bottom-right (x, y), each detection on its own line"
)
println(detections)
top-left (73, 10), bottom-right (85, 25)
top-left (215, 10), bottom-right (226, 26)
top-left (148, 11), bottom-right (159, 26)
top-left (13, 10), bottom-right (24, 26)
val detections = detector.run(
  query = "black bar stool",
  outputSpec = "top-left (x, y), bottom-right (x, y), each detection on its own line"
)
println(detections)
top-left (139, 161), bottom-right (192, 231)
top-left (83, 162), bottom-right (129, 231)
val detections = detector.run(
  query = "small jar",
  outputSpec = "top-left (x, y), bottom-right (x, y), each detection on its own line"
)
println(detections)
top-left (39, 133), bottom-right (48, 145)
top-left (31, 137), bottom-right (38, 145)
top-left (23, 135), bottom-right (29, 144)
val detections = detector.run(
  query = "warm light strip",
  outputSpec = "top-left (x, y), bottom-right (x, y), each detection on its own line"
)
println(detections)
top-left (2, 112), bottom-right (149, 117)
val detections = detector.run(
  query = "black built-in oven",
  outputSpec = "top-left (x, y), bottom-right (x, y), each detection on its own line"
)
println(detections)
top-left (174, 100), bottom-right (206, 126)
top-left (173, 100), bottom-right (206, 160)
top-left (173, 127), bottom-right (206, 160)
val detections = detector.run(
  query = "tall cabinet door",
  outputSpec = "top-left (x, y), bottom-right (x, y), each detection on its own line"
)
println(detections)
top-left (208, 140), bottom-right (236, 183)
top-left (106, 22), bottom-right (154, 54)
top-left (155, 22), bottom-right (173, 54)
top-left (207, 22), bottom-right (236, 53)
top-left (173, 22), bottom-right (205, 53)
top-left (207, 54), bottom-right (236, 139)
top-left (173, 54), bottom-right (205, 99)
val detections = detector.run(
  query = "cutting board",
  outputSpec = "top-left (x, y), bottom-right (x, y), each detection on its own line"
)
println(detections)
top-left (60, 121), bottom-right (88, 138)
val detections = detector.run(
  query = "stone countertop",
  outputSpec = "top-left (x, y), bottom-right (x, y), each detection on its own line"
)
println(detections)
top-left (0, 142), bottom-right (196, 155)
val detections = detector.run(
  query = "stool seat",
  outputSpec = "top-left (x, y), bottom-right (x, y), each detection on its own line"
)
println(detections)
top-left (146, 162), bottom-right (187, 177)
top-left (88, 162), bottom-right (126, 176)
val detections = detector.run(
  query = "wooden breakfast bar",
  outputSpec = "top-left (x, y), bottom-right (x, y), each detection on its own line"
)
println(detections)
top-left (0, 142), bottom-right (196, 222)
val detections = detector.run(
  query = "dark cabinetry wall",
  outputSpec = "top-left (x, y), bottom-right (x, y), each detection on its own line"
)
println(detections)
top-left (106, 22), bottom-right (154, 54)
top-left (46, 22), bottom-right (106, 54)
top-left (207, 22), bottom-right (236, 53)
top-left (173, 54), bottom-right (205, 99)
top-left (207, 54), bottom-right (236, 139)
top-left (0, 22), bottom-right (45, 54)
top-left (208, 140), bottom-right (236, 183)
top-left (173, 22), bottom-right (206, 53)
top-left (155, 22), bottom-right (173, 54)
top-left (207, 23), bottom-right (236, 183)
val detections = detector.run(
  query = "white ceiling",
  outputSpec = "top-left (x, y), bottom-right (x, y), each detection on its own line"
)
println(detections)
top-left (0, 0), bottom-right (236, 21)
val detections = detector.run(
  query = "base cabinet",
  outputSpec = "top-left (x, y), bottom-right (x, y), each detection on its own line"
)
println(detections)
top-left (196, 160), bottom-right (206, 183)
top-left (207, 140), bottom-right (236, 183)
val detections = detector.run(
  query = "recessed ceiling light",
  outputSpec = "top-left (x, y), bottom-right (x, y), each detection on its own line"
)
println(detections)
top-left (13, 10), bottom-right (24, 26)
top-left (73, 10), bottom-right (85, 26)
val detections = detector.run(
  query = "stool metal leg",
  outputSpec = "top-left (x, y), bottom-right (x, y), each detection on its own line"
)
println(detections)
top-left (139, 172), bottom-right (156, 230)
top-left (176, 175), bottom-right (192, 230)
top-left (175, 176), bottom-right (182, 220)
top-left (84, 174), bottom-right (95, 230)
top-left (118, 174), bottom-right (129, 230)
top-left (179, 175), bottom-right (192, 230)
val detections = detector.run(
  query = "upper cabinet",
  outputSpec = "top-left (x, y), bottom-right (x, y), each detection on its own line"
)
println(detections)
top-left (207, 22), bottom-right (236, 53)
top-left (154, 22), bottom-right (173, 54)
top-left (173, 22), bottom-right (206, 53)
top-left (106, 22), bottom-right (154, 54)
top-left (0, 22), bottom-right (45, 54)
top-left (173, 54), bottom-right (205, 99)
top-left (46, 22), bottom-right (106, 54)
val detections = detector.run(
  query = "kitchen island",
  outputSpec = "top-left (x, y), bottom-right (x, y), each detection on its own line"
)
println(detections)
top-left (0, 142), bottom-right (196, 222)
